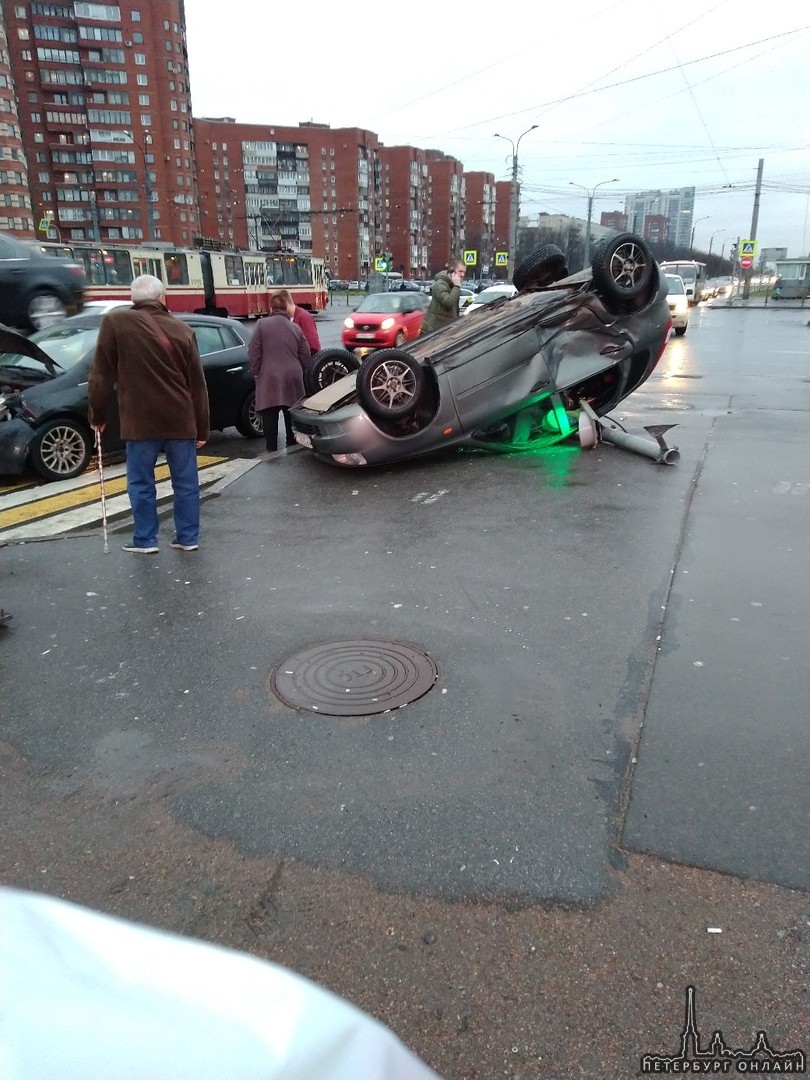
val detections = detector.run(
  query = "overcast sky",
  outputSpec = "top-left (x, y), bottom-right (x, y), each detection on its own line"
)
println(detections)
top-left (185, 1), bottom-right (810, 258)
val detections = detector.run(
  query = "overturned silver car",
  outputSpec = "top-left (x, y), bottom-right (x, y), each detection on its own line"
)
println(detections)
top-left (291, 234), bottom-right (672, 468)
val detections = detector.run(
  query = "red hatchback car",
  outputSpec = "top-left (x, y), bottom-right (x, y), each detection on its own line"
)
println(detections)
top-left (342, 291), bottom-right (429, 356)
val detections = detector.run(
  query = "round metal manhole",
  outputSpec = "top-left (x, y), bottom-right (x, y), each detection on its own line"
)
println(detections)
top-left (270, 639), bottom-right (439, 717)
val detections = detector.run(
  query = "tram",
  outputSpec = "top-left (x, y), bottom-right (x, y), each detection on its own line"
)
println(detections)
top-left (37, 242), bottom-right (328, 316)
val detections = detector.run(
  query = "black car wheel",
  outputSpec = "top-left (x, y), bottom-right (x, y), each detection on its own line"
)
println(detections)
top-left (591, 233), bottom-right (653, 303)
top-left (357, 349), bottom-right (425, 421)
top-left (28, 291), bottom-right (68, 331)
top-left (305, 348), bottom-right (360, 396)
top-left (236, 391), bottom-right (263, 439)
top-left (30, 418), bottom-right (92, 481)
top-left (513, 244), bottom-right (568, 292)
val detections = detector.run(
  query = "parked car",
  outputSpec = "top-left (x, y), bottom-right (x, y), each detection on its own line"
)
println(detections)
top-left (463, 283), bottom-right (518, 315)
top-left (290, 234), bottom-right (671, 469)
top-left (341, 291), bottom-right (429, 356)
top-left (458, 287), bottom-right (476, 311)
top-left (0, 312), bottom-right (262, 482)
top-left (0, 231), bottom-right (87, 332)
top-left (664, 274), bottom-right (689, 336)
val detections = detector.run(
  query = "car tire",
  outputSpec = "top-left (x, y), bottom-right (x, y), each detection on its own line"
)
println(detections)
top-left (30, 417), bottom-right (93, 481)
top-left (235, 391), bottom-right (263, 438)
top-left (28, 290), bottom-right (68, 331)
top-left (356, 349), bottom-right (425, 421)
top-left (591, 233), bottom-right (654, 303)
top-left (674, 326), bottom-right (687, 336)
top-left (305, 348), bottom-right (360, 396)
top-left (513, 244), bottom-right (568, 292)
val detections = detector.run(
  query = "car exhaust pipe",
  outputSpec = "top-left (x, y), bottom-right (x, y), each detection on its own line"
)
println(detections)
top-left (578, 401), bottom-right (680, 465)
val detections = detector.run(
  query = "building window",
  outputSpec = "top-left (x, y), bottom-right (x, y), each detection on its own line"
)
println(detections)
top-left (138, 94), bottom-right (149, 105)
top-left (131, 9), bottom-right (140, 19)
top-left (136, 75), bottom-right (147, 85)
top-left (134, 53), bottom-right (145, 65)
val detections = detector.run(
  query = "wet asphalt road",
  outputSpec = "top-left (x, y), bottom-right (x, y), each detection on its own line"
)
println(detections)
top-left (2, 302), bottom-right (807, 904)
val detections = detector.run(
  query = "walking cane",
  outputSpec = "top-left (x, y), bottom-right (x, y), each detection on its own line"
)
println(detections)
top-left (95, 427), bottom-right (110, 554)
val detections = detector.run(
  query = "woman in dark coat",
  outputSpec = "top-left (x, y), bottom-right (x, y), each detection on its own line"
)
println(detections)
top-left (248, 291), bottom-right (311, 452)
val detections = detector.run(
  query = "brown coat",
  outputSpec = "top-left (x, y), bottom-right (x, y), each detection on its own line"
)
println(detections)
top-left (248, 310), bottom-right (310, 410)
top-left (88, 301), bottom-right (210, 441)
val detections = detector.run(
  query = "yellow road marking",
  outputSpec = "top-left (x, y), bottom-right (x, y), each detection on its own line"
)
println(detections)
top-left (0, 455), bottom-right (225, 530)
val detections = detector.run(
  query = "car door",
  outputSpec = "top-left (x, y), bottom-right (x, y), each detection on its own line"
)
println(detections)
top-left (400, 296), bottom-right (425, 340)
top-left (0, 235), bottom-right (29, 328)
top-left (189, 320), bottom-right (252, 429)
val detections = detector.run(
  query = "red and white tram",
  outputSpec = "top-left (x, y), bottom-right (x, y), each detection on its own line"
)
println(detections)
top-left (38, 243), bottom-right (328, 316)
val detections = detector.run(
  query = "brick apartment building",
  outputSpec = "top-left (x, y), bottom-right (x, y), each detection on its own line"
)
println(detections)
top-left (0, 6), bottom-right (32, 235)
top-left (462, 170), bottom-right (496, 276)
top-left (0, 0), bottom-right (513, 279)
top-left (2, 0), bottom-right (198, 246)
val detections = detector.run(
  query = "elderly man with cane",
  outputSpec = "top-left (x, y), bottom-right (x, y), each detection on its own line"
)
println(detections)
top-left (88, 274), bottom-right (209, 554)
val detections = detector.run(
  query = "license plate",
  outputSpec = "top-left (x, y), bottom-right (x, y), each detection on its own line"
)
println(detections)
top-left (356, 332), bottom-right (376, 339)
top-left (293, 431), bottom-right (312, 448)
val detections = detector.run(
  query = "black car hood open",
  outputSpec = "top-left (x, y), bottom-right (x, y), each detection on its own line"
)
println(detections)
top-left (0, 323), bottom-right (60, 387)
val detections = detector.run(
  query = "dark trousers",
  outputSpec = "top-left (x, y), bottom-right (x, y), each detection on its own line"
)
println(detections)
top-left (260, 406), bottom-right (294, 451)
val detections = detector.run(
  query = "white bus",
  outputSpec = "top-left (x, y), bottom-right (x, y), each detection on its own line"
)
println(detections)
top-left (658, 261), bottom-right (709, 305)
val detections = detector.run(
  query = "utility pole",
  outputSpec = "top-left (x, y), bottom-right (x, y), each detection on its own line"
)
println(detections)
top-left (742, 158), bottom-right (764, 301)
top-left (494, 126), bottom-right (538, 279)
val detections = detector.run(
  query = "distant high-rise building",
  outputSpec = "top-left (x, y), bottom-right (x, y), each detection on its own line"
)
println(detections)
top-left (624, 188), bottom-right (695, 248)
top-left (378, 144), bottom-right (432, 278)
top-left (3, 0), bottom-right (198, 246)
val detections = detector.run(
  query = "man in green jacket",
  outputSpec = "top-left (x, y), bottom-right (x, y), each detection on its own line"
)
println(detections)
top-left (420, 259), bottom-right (465, 335)
top-left (88, 275), bottom-right (209, 555)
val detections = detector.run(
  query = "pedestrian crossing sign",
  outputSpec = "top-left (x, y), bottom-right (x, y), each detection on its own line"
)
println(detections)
top-left (495, 251), bottom-right (508, 266)
top-left (463, 250), bottom-right (477, 266)
top-left (374, 256), bottom-right (388, 272)
top-left (38, 218), bottom-right (51, 232)
top-left (739, 239), bottom-right (757, 258)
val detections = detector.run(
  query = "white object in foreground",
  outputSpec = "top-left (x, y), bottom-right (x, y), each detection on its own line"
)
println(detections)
top-left (0, 887), bottom-right (441, 1080)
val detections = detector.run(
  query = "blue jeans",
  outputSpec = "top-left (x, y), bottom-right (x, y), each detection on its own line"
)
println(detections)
top-left (126, 439), bottom-right (200, 548)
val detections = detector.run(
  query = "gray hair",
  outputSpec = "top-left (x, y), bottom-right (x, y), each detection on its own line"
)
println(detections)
top-left (131, 274), bottom-right (165, 303)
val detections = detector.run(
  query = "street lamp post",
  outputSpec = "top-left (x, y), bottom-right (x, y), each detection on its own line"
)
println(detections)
top-left (494, 125), bottom-right (538, 278)
top-left (123, 130), bottom-right (156, 241)
top-left (708, 228), bottom-right (725, 258)
top-left (689, 216), bottom-right (709, 255)
top-left (569, 178), bottom-right (619, 266)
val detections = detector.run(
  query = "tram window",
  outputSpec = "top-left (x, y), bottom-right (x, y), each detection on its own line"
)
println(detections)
top-left (296, 257), bottom-right (313, 285)
top-left (164, 253), bottom-right (188, 285)
top-left (109, 250), bottom-right (133, 285)
top-left (281, 257), bottom-right (299, 286)
top-left (224, 254), bottom-right (244, 286)
top-left (82, 249), bottom-right (107, 286)
top-left (268, 257), bottom-right (285, 286)
top-left (133, 256), bottom-right (163, 279)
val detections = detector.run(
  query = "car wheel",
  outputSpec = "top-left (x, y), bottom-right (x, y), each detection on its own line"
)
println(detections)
top-left (674, 326), bottom-right (687, 336)
top-left (356, 348), bottom-right (425, 421)
top-left (591, 233), bottom-right (653, 303)
top-left (28, 291), bottom-right (67, 331)
top-left (513, 244), bottom-right (568, 292)
top-left (30, 418), bottom-right (92, 481)
top-left (235, 391), bottom-right (263, 439)
top-left (305, 348), bottom-right (360, 396)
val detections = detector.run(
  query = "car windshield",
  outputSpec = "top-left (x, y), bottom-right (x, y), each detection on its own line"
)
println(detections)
top-left (474, 288), bottom-right (513, 305)
top-left (354, 294), bottom-right (406, 314)
top-left (665, 275), bottom-right (686, 295)
top-left (0, 324), bottom-right (100, 373)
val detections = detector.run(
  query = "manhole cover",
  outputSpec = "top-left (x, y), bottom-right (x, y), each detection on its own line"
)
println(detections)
top-left (270, 639), bottom-right (439, 717)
